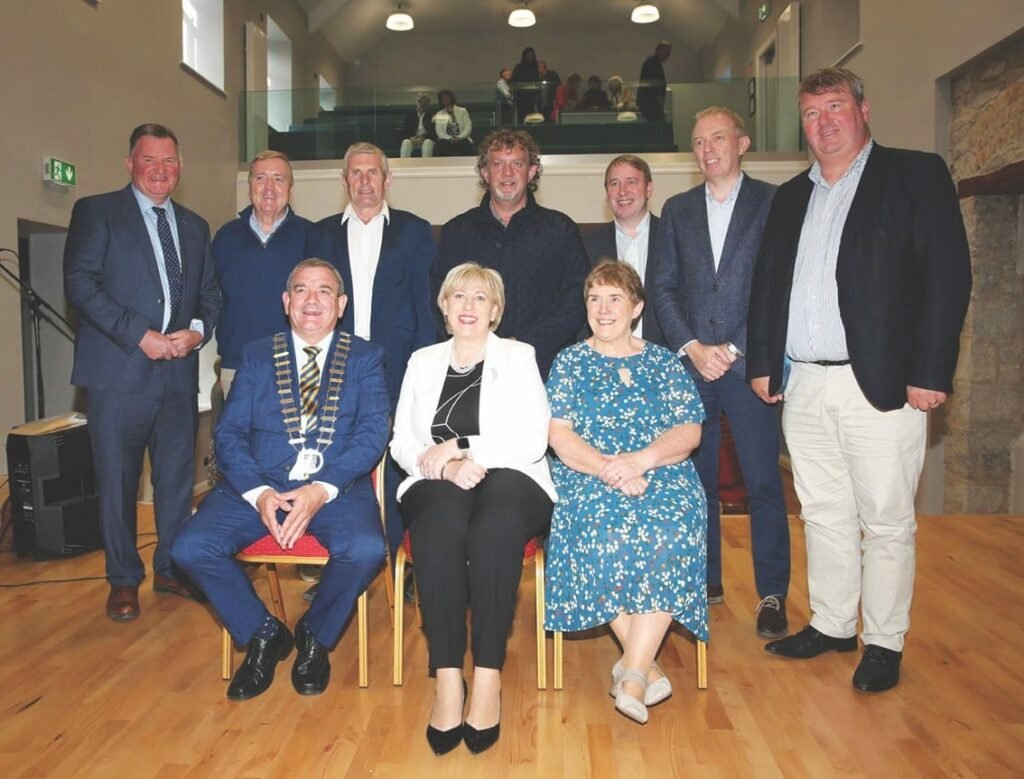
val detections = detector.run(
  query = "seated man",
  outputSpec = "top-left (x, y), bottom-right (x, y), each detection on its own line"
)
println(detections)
top-left (172, 258), bottom-right (389, 701)
top-left (576, 75), bottom-right (611, 111)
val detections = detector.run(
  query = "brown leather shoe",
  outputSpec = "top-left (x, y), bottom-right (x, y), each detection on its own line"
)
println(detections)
top-left (106, 585), bottom-right (140, 621)
top-left (153, 574), bottom-right (207, 602)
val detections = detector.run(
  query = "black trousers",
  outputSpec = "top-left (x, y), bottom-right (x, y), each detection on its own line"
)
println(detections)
top-left (400, 468), bottom-right (553, 670)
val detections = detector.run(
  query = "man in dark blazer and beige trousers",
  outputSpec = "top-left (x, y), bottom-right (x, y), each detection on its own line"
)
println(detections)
top-left (582, 154), bottom-right (664, 346)
top-left (747, 69), bottom-right (971, 693)
top-left (651, 107), bottom-right (790, 640)
top-left (64, 123), bottom-right (222, 622)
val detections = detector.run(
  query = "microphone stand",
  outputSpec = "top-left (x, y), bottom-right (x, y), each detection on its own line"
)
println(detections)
top-left (0, 255), bottom-right (75, 420)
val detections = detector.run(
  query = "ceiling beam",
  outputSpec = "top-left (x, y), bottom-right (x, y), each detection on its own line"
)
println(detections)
top-left (307, 0), bottom-right (354, 32)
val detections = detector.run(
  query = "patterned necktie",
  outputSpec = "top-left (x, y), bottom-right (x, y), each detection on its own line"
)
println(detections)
top-left (299, 345), bottom-right (322, 433)
top-left (153, 206), bottom-right (183, 332)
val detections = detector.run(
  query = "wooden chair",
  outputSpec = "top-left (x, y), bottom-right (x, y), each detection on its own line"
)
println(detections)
top-left (392, 535), bottom-right (551, 689)
top-left (220, 458), bottom-right (393, 688)
top-left (548, 626), bottom-right (708, 690)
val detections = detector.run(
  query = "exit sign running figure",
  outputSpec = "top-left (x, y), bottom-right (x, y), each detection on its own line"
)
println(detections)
top-left (44, 157), bottom-right (77, 187)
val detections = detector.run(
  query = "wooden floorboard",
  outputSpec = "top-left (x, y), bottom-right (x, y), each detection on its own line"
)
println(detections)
top-left (0, 500), bottom-right (1021, 777)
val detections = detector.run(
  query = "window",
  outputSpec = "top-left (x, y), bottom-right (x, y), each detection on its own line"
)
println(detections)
top-left (182, 0), bottom-right (224, 91)
top-left (266, 16), bottom-right (293, 131)
top-left (319, 74), bottom-right (336, 113)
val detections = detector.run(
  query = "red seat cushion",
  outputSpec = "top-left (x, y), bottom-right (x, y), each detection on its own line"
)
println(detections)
top-left (239, 533), bottom-right (329, 558)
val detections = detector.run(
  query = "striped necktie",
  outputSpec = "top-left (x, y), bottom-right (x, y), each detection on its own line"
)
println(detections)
top-left (152, 206), bottom-right (183, 332)
top-left (299, 345), bottom-right (322, 432)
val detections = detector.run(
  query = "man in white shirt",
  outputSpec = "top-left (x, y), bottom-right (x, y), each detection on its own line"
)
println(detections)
top-left (651, 107), bottom-right (790, 639)
top-left (305, 143), bottom-right (435, 551)
top-left (582, 154), bottom-right (663, 343)
top-left (172, 258), bottom-right (390, 701)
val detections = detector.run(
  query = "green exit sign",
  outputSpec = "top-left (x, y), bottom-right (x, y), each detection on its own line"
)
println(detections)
top-left (758, 2), bottom-right (770, 21)
top-left (44, 156), bottom-right (77, 187)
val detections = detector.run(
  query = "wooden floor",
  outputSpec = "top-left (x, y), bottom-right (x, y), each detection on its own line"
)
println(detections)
top-left (0, 507), bottom-right (1022, 778)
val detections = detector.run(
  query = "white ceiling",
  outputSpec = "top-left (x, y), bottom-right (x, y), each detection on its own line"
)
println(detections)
top-left (295, 0), bottom-right (740, 64)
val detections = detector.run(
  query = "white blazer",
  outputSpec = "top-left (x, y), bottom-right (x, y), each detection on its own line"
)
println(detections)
top-left (390, 332), bottom-right (556, 502)
top-left (433, 105), bottom-right (473, 141)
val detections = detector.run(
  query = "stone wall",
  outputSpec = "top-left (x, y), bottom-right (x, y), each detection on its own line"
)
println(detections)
top-left (945, 31), bottom-right (1024, 513)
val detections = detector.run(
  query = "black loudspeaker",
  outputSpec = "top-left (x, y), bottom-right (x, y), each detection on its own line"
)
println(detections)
top-left (6, 420), bottom-right (101, 559)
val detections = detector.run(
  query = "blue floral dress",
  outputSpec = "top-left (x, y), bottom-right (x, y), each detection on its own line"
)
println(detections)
top-left (544, 341), bottom-right (708, 641)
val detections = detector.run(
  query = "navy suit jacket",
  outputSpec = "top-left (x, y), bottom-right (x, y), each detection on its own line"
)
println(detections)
top-left (305, 208), bottom-right (435, 408)
top-left (582, 215), bottom-right (665, 346)
top-left (651, 176), bottom-right (776, 378)
top-left (746, 144), bottom-right (972, 411)
top-left (64, 185), bottom-right (221, 393)
top-left (216, 332), bottom-right (390, 500)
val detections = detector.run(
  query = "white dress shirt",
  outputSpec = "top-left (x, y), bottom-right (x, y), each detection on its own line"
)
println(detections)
top-left (342, 202), bottom-right (390, 339)
top-left (614, 211), bottom-right (650, 337)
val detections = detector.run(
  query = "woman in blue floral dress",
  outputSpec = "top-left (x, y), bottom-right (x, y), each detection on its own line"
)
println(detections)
top-left (545, 260), bottom-right (707, 725)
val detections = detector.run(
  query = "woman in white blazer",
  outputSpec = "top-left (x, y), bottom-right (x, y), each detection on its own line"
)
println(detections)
top-left (391, 263), bottom-right (554, 757)
top-left (433, 89), bottom-right (474, 157)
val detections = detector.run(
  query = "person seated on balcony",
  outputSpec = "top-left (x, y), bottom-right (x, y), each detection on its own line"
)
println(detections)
top-left (576, 75), bottom-right (612, 111)
top-left (433, 89), bottom-right (474, 157)
top-left (551, 72), bottom-right (582, 122)
top-left (543, 260), bottom-right (708, 726)
top-left (608, 75), bottom-right (638, 112)
top-left (400, 92), bottom-right (437, 159)
top-left (391, 262), bottom-right (555, 756)
top-left (171, 258), bottom-right (390, 702)
top-left (495, 68), bottom-right (514, 126)
top-left (510, 46), bottom-right (541, 124)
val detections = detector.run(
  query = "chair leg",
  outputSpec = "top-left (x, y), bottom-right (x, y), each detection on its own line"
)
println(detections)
top-left (358, 590), bottom-right (369, 688)
top-left (696, 639), bottom-right (708, 690)
top-left (382, 546), bottom-right (395, 626)
top-left (535, 547), bottom-right (547, 690)
top-left (221, 628), bottom-right (233, 680)
top-left (265, 563), bottom-right (287, 624)
top-left (554, 631), bottom-right (563, 691)
top-left (393, 547), bottom-right (406, 685)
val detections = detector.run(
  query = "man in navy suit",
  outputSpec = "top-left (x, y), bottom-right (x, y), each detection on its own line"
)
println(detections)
top-left (172, 259), bottom-right (389, 700)
top-left (651, 107), bottom-right (790, 639)
top-left (64, 123), bottom-right (221, 622)
top-left (305, 142), bottom-right (435, 552)
top-left (582, 154), bottom-right (664, 345)
top-left (747, 69), bottom-right (971, 692)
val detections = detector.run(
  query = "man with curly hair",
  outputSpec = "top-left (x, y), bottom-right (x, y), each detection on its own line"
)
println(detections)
top-left (431, 129), bottom-right (587, 378)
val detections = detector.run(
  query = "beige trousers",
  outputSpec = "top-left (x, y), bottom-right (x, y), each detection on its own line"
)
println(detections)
top-left (782, 363), bottom-right (926, 652)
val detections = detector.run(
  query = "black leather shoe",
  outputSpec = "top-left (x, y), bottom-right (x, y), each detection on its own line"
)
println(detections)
top-left (707, 583), bottom-right (725, 605)
top-left (464, 692), bottom-right (501, 755)
top-left (426, 679), bottom-right (467, 756)
top-left (756, 595), bottom-right (788, 639)
top-left (227, 618), bottom-right (294, 701)
top-left (764, 625), bottom-right (857, 658)
top-left (291, 618), bottom-right (331, 695)
top-left (853, 645), bottom-right (902, 693)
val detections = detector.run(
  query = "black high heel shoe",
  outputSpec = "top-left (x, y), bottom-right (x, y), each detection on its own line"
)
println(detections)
top-left (463, 692), bottom-right (501, 755)
top-left (426, 679), bottom-right (467, 756)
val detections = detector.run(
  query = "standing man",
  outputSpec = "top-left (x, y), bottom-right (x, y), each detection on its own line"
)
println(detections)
top-left (173, 259), bottom-right (389, 700)
top-left (64, 123), bottom-right (221, 621)
top-left (637, 41), bottom-right (672, 123)
top-left (213, 150), bottom-right (311, 397)
top-left (651, 107), bottom-right (790, 639)
top-left (747, 69), bottom-right (971, 692)
top-left (433, 129), bottom-right (588, 379)
top-left (583, 154), bottom-right (664, 345)
top-left (305, 142), bottom-right (435, 551)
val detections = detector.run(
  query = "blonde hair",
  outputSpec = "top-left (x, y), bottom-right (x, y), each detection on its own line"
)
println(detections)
top-left (248, 150), bottom-right (294, 186)
top-left (437, 262), bottom-right (506, 333)
top-left (693, 106), bottom-right (748, 138)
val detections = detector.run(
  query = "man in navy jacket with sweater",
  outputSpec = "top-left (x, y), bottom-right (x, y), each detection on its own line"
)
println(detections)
top-left (212, 150), bottom-right (312, 396)
top-left (651, 107), bottom-right (790, 640)
top-left (432, 129), bottom-right (588, 379)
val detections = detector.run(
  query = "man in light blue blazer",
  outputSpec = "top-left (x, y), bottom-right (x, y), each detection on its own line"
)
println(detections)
top-left (172, 259), bottom-right (389, 701)
top-left (650, 107), bottom-right (790, 639)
